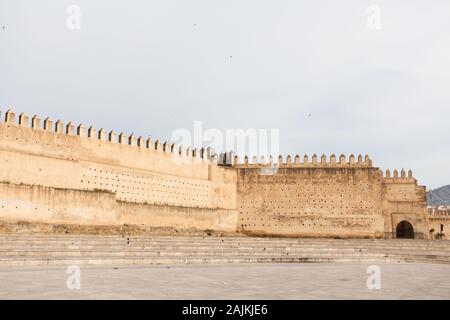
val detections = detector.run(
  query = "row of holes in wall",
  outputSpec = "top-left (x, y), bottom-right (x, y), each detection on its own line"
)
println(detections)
top-left (81, 167), bottom-right (211, 208)
top-left (238, 178), bottom-right (380, 229)
top-left (239, 199), bottom-right (379, 213)
top-left (238, 216), bottom-right (375, 228)
top-left (385, 185), bottom-right (415, 200)
top-left (249, 182), bottom-right (375, 190)
top-left (240, 172), bottom-right (382, 180)
top-left (1, 204), bottom-right (51, 212)
top-left (239, 186), bottom-right (379, 213)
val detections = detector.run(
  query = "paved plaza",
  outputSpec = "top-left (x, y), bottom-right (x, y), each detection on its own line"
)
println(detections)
top-left (0, 263), bottom-right (449, 299)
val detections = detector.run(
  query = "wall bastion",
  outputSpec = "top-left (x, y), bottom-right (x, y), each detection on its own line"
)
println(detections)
top-left (0, 109), bottom-right (429, 238)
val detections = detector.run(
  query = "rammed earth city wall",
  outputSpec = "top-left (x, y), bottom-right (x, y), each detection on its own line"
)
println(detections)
top-left (233, 155), bottom-right (428, 239)
top-left (0, 110), bottom-right (237, 231)
top-left (0, 109), bottom-right (429, 238)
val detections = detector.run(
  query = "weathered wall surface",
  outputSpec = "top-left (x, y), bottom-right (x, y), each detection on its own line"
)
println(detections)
top-left (0, 110), bottom-right (429, 238)
top-left (381, 170), bottom-right (428, 239)
top-left (428, 208), bottom-right (450, 239)
top-left (233, 155), bottom-right (429, 239)
top-left (234, 156), bottom-right (385, 238)
top-left (0, 111), bottom-right (237, 232)
top-left (0, 183), bottom-right (236, 231)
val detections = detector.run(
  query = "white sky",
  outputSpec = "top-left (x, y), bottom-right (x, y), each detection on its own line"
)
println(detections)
top-left (1, 0), bottom-right (449, 189)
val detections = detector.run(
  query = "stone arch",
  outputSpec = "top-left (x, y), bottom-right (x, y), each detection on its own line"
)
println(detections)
top-left (396, 221), bottom-right (414, 239)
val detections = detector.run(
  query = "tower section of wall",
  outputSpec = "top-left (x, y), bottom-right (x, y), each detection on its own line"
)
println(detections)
top-left (0, 110), bottom-right (238, 232)
top-left (381, 169), bottom-right (428, 239)
top-left (234, 155), bottom-right (385, 238)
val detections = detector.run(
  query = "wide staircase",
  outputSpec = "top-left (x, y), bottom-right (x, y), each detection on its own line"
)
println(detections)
top-left (0, 234), bottom-right (449, 267)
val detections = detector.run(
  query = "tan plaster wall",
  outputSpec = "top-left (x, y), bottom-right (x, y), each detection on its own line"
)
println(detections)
top-left (235, 166), bottom-right (385, 238)
top-left (428, 210), bottom-right (450, 240)
top-left (0, 121), bottom-right (237, 232)
top-left (0, 111), bottom-right (430, 238)
top-left (381, 178), bottom-right (428, 239)
top-left (0, 183), bottom-right (237, 231)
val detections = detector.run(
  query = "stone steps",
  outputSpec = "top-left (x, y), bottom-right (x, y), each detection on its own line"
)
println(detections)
top-left (0, 235), bottom-right (447, 244)
top-left (0, 243), bottom-right (448, 252)
top-left (0, 243), bottom-right (446, 250)
top-left (1, 247), bottom-right (448, 257)
top-left (0, 234), bottom-right (448, 266)
top-left (0, 246), bottom-right (448, 254)
top-left (0, 234), bottom-right (441, 240)
top-left (0, 238), bottom-right (449, 248)
top-left (0, 234), bottom-right (442, 242)
top-left (0, 255), bottom-right (449, 267)
top-left (0, 251), bottom-right (450, 263)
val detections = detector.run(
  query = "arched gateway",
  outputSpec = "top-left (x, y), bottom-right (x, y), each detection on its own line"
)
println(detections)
top-left (396, 221), bottom-right (414, 239)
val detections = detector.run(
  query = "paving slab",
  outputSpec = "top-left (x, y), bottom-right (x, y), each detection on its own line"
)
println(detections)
top-left (0, 263), bottom-right (449, 299)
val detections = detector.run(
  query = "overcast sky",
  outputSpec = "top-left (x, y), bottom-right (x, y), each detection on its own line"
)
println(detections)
top-left (1, 0), bottom-right (449, 189)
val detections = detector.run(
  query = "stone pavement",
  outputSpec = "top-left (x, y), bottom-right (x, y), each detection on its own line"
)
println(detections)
top-left (0, 263), bottom-right (449, 299)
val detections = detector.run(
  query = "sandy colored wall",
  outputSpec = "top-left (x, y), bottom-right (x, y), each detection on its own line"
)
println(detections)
top-left (234, 156), bottom-right (386, 238)
top-left (0, 183), bottom-right (237, 231)
top-left (428, 209), bottom-right (450, 240)
top-left (0, 111), bottom-right (237, 232)
top-left (234, 156), bottom-right (429, 239)
top-left (0, 110), bottom-right (429, 238)
top-left (381, 170), bottom-right (428, 239)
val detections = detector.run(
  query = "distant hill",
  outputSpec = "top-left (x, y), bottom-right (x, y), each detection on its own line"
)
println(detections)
top-left (427, 185), bottom-right (450, 206)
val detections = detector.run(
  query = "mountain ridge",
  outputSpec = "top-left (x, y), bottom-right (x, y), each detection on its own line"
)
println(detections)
top-left (427, 185), bottom-right (450, 206)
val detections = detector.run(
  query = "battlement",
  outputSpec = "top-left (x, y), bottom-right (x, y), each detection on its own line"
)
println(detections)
top-left (381, 168), bottom-right (418, 183)
top-left (1, 109), bottom-right (423, 182)
top-left (0, 109), bottom-right (218, 164)
top-left (0, 107), bottom-right (429, 239)
top-left (428, 207), bottom-right (450, 217)
top-left (0, 108), bottom-right (238, 232)
top-left (220, 152), bottom-right (373, 168)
